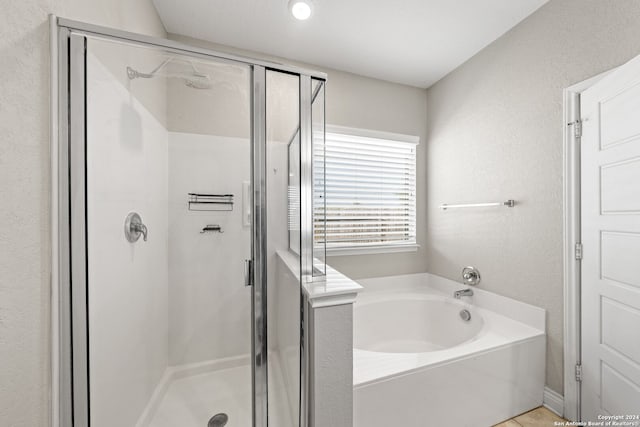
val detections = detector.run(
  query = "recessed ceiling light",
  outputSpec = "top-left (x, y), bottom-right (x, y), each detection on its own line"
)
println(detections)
top-left (288, 0), bottom-right (313, 20)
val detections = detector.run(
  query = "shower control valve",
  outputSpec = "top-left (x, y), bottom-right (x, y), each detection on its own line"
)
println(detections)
top-left (124, 212), bottom-right (148, 243)
top-left (461, 266), bottom-right (480, 286)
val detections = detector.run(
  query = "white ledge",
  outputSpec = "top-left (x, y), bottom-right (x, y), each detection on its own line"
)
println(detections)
top-left (277, 250), bottom-right (362, 308)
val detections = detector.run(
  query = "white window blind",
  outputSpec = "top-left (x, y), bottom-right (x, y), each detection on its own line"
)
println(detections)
top-left (314, 128), bottom-right (417, 253)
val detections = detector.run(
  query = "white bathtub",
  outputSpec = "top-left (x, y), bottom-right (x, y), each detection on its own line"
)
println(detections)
top-left (353, 273), bottom-right (546, 427)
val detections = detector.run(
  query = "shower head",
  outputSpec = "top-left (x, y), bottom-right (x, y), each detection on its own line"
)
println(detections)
top-left (126, 58), bottom-right (212, 90)
top-left (182, 71), bottom-right (212, 90)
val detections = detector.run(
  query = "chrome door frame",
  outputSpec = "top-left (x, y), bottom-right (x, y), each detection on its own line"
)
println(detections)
top-left (54, 16), bottom-right (325, 427)
top-left (56, 17), bottom-right (326, 80)
top-left (299, 75), bottom-right (314, 279)
top-left (68, 32), bottom-right (90, 426)
top-left (251, 65), bottom-right (269, 427)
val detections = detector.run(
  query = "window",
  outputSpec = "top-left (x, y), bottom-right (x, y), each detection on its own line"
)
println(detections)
top-left (314, 126), bottom-right (418, 255)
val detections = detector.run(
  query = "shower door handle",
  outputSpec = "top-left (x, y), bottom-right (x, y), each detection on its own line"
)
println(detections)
top-left (244, 259), bottom-right (253, 287)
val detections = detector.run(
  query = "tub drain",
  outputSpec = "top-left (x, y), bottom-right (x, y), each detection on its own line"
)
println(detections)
top-left (208, 413), bottom-right (228, 427)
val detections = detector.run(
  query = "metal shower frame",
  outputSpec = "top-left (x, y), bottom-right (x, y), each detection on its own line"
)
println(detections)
top-left (53, 16), bottom-right (326, 427)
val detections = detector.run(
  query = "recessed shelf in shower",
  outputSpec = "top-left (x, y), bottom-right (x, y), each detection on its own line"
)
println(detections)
top-left (188, 193), bottom-right (234, 211)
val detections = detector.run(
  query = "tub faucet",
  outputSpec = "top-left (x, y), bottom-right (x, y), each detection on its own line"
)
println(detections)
top-left (454, 288), bottom-right (473, 299)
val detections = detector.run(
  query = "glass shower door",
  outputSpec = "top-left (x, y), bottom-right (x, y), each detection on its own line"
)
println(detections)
top-left (65, 28), bottom-right (325, 427)
top-left (78, 35), bottom-right (254, 427)
top-left (264, 69), bottom-right (302, 427)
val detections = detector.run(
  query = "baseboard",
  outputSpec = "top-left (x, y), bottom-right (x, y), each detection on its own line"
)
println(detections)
top-left (543, 387), bottom-right (564, 417)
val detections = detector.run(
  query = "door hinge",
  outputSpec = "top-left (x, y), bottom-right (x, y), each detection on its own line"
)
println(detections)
top-left (575, 364), bottom-right (583, 382)
top-left (575, 242), bottom-right (583, 260)
top-left (568, 119), bottom-right (583, 139)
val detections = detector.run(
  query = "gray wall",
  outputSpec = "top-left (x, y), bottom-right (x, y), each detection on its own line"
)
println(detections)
top-left (0, 2), bottom-right (165, 426)
top-left (169, 34), bottom-right (430, 280)
top-left (426, 0), bottom-right (640, 394)
top-left (308, 303), bottom-right (353, 427)
top-left (322, 72), bottom-right (428, 279)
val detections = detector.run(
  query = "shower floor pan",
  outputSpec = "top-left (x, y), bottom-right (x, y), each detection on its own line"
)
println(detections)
top-left (140, 356), bottom-right (292, 427)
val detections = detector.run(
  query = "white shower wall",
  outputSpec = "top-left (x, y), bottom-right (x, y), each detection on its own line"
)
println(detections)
top-left (86, 50), bottom-right (169, 427)
top-left (167, 132), bottom-right (252, 365)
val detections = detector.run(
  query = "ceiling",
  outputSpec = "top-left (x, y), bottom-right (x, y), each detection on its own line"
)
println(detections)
top-left (152, 0), bottom-right (549, 88)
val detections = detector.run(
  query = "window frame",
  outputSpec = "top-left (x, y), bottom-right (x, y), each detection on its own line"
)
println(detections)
top-left (317, 125), bottom-right (420, 256)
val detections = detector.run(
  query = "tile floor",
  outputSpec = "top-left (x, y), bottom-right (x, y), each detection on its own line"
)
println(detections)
top-left (494, 407), bottom-right (567, 426)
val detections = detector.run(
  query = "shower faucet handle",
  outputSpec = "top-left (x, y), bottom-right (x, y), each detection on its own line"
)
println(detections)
top-left (132, 222), bottom-right (148, 241)
top-left (124, 212), bottom-right (148, 243)
top-left (462, 266), bottom-right (480, 286)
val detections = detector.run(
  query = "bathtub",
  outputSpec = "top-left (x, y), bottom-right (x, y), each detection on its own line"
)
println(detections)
top-left (353, 273), bottom-right (546, 427)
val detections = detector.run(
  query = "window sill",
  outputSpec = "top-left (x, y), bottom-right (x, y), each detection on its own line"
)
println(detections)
top-left (325, 244), bottom-right (419, 257)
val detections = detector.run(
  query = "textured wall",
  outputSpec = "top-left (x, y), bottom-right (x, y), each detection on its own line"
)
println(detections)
top-left (0, 2), bottom-right (165, 426)
top-left (426, 0), bottom-right (640, 394)
top-left (309, 303), bottom-right (353, 427)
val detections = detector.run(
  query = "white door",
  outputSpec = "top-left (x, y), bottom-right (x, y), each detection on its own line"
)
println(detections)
top-left (581, 55), bottom-right (640, 421)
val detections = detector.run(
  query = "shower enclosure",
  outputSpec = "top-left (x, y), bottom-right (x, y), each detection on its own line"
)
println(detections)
top-left (54, 18), bottom-right (326, 427)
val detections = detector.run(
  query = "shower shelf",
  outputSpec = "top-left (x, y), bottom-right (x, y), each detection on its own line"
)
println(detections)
top-left (200, 224), bottom-right (223, 233)
top-left (188, 193), bottom-right (234, 211)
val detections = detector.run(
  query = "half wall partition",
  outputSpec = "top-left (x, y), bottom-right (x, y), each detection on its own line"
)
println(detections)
top-left (54, 18), bottom-right (326, 427)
